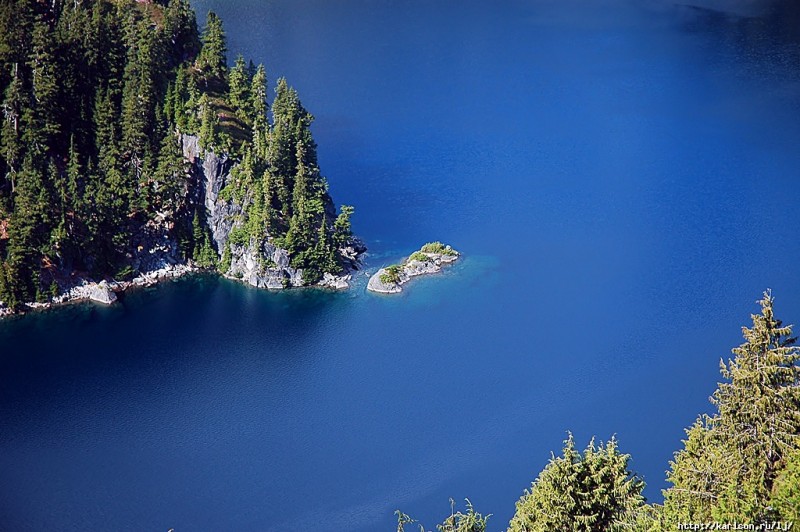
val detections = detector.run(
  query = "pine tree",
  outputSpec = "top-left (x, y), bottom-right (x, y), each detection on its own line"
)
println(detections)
top-left (333, 205), bottom-right (354, 248)
top-left (6, 154), bottom-right (53, 302)
top-left (712, 290), bottom-right (800, 519)
top-left (662, 415), bottom-right (721, 523)
top-left (1, 63), bottom-right (25, 181)
top-left (228, 54), bottom-right (252, 123)
top-left (198, 93), bottom-right (218, 152)
top-left (770, 448), bottom-right (800, 523)
top-left (250, 63), bottom-right (268, 158)
top-left (191, 208), bottom-right (216, 268)
top-left (151, 130), bottom-right (186, 216)
top-left (268, 77), bottom-right (314, 217)
top-left (120, 14), bottom-right (157, 180)
top-left (662, 291), bottom-right (800, 523)
top-left (197, 11), bottom-right (227, 83)
top-left (163, 0), bottom-right (200, 64)
top-left (437, 499), bottom-right (490, 532)
top-left (508, 434), bottom-right (646, 532)
top-left (26, 18), bottom-right (61, 154)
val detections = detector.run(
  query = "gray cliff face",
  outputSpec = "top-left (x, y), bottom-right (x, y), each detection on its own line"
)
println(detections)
top-left (183, 135), bottom-right (363, 290)
top-left (226, 239), bottom-right (304, 290)
top-left (183, 135), bottom-right (238, 253)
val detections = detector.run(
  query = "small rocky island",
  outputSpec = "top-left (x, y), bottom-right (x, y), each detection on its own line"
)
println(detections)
top-left (367, 242), bottom-right (459, 294)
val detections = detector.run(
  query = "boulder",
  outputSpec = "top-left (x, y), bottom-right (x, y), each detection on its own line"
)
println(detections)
top-left (367, 269), bottom-right (403, 294)
top-left (88, 282), bottom-right (117, 305)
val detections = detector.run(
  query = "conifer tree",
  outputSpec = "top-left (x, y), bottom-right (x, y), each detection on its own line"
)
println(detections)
top-left (333, 205), bottom-right (354, 248)
top-left (197, 11), bottom-right (227, 83)
top-left (163, 0), bottom-right (200, 64)
top-left (26, 18), bottom-right (61, 153)
top-left (770, 448), bottom-right (800, 522)
top-left (437, 499), bottom-right (490, 532)
top-left (191, 208), bottom-right (216, 268)
top-left (151, 131), bottom-right (186, 216)
top-left (1, 64), bottom-right (25, 182)
top-left (250, 63), bottom-right (268, 157)
top-left (228, 54), bottom-right (252, 123)
top-left (198, 93), bottom-right (218, 152)
top-left (662, 291), bottom-right (800, 523)
top-left (508, 434), bottom-right (645, 532)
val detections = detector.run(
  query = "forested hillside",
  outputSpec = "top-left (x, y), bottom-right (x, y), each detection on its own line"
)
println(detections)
top-left (0, 0), bottom-right (357, 311)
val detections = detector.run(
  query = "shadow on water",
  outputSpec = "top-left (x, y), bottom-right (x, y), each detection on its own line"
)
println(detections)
top-left (676, 0), bottom-right (800, 69)
top-left (0, 274), bottom-right (350, 414)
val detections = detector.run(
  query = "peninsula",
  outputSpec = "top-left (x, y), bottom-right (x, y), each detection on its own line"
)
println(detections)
top-left (0, 0), bottom-right (364, 315)
top-left (367, 242), bottom-right (459, 294)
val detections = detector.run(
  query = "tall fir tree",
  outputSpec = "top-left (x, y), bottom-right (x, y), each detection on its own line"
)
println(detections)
top-left (663, 291), bottom-right (800, 523)
top-left (197, 11), bottom-right (227, 83)
top-left (250, 63), bottom-right (268, 158)
top-left (508, 434), bottom-right (646, 532)
top-left (228, 54), bottom-right (252, 123)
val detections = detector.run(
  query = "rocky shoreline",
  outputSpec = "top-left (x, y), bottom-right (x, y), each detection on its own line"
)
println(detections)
top-left (0, 263), bottom-right (197, 318)
top-left (367, 243), bottom-right (459, 294)
top-left (0, 256), bottom-right (363, 318)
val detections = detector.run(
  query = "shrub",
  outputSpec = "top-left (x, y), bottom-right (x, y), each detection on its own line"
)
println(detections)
top-left (408, 251), bottom-right (431, 263)
top-left (380, 264), bottom-right (402, 284)
top-left (420, 242), bottom-right (457, 256)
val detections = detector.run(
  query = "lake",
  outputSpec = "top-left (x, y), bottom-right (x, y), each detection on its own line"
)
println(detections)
top-left (2, 0), bottom-right (800, 529)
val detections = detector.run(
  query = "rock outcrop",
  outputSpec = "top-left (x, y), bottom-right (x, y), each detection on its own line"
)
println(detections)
top-left (184, 135), bottom-right (365, 292)
top-left (367, 243), bottom-right (459, 294)
top-left (88, 282), bottom-right (117, 305)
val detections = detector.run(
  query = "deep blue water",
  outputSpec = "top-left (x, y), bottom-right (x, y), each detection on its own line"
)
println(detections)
top-left (3, 0), bottom-right (800, 530)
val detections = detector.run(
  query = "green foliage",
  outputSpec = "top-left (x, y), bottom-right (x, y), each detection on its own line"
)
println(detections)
top-left (662, 291), bottom-right (800, 524)
top-left (395, 500), bottom-right (489, 532)
top-left (198, 93), bottom-right (218, 152)
top-left (0, 0), bottom-right (356, 306)
top-left (196, 11), bottom-right (227, 82)
top-left (380, 264), bottom-right (402, 285)
top-left (115, 265), bottom-right (135, 281)
top-left (508, 434), bottom-right (645, 532)
top-left (395, 510), bottom-right (419, 532)
top-left (220, 241), bottom-right (233, 273)
top-left (228, 226), bottom-right (249, 247)
top-left (420, 242), bottom-right (457, 256)
top-left (436, 499), bottom-right (490, 532)
top-left (770, 447), bottom-right (800, 522)
top-left (191, 209), bottom-right (216, 269)
top-left (408, 251), bottom-right (431, 263)
top-left (228, 55), bottom-right (253, 123)
top-left (333, 205), bottom-right (354, 248)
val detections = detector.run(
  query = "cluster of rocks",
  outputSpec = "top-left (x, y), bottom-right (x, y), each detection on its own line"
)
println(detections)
top-left (0, 263), bottom-right (198, 316)
top-left (367, 244), bottom-right (459, 294)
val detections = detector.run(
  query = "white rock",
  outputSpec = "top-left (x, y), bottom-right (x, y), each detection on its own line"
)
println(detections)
top-left (319, 273), bottom-right (351, 290)
top-left (88, 282), bottom-right (118, 305)
top-left (367, 268), bottom-right (403, 294)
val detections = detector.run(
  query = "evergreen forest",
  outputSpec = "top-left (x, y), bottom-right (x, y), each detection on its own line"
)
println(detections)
top-left (0, 0), bottom-right (355, 310)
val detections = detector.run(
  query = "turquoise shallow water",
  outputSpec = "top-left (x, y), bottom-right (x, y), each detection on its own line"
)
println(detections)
top-left (2, 0), bottom-right (800, 530)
